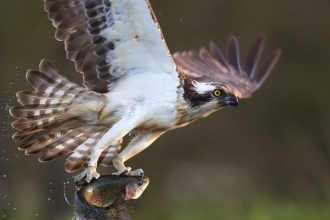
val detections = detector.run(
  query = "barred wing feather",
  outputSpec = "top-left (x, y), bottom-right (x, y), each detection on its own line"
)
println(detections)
top-left (45, 0), bottom-right (177, 93)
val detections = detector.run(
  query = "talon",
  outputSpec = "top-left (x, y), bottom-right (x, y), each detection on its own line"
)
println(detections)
top-left (93, 172), bottom-right (100, 179)
top-left (112, 167), bottom-right (131, 176)
top-left (128, 168), bottom-right (144, 176)
top-left (119, 168), bottom-right (130, 176)
top-left (112, 168), bottom-right (144, 177)
top-left (74, 167), bottom-right (100, 186)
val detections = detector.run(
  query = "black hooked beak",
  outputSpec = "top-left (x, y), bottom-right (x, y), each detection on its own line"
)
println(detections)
top-left (223, 94), bottom-right (238, 108)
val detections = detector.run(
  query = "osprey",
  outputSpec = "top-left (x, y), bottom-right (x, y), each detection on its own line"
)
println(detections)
top-left (10, 0), bottom-right (281, 183)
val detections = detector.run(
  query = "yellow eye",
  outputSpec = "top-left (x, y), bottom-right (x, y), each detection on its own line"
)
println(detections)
top-left (213, 89), bottom-right (221, 97)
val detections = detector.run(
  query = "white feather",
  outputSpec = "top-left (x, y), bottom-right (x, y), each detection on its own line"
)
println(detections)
top-left (50, 99), bottom-right (59, 105)
top-left (193, 81), bottom-right (217, 94)
top-left (54, 90), bottom-right (65, 96)
top-left (101, 0), bottom-right (177, 78)
top-left (44, 87), bottom-right (53, 94)
top-left (70, 152), bottom-right (82, 158)
top-left (56, 144), bottom-right (65, 150)
top-left (39, 99), bottom-right (47, 105)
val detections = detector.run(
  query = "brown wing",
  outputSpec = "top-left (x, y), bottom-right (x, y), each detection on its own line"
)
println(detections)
top-left (44, 0), bottom-right (177, 93)
top-left (173, 34), bottom-right (281, 98)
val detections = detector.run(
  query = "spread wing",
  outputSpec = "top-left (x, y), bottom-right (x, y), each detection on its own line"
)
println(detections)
top-left (173, 34), bottom-right (281, 98)
top-left (45, 0), bottom-right (177, 93)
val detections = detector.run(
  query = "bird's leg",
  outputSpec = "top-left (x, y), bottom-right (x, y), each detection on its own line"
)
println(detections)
top-left (74, 106), bottom-right (141, 183)
top-left (112, 132), bottom-right (164, 176)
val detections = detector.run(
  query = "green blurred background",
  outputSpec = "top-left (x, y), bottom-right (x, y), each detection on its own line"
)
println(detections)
top-left (1, 0), bottom-right (330, 219)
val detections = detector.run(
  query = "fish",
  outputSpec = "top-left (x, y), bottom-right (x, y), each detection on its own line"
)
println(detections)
top-left (74, 175), bottom-right (149, 220)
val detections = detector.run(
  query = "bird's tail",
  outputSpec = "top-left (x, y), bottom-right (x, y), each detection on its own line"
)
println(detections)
top-left (10, 60), bottom-right (121, 172)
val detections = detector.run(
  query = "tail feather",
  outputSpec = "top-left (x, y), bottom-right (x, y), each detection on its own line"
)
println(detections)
top-left (10, 60), bottom-right (103, 137)
top-left (19, 124), bottom-right (84, 153)
top-left (97, 139), bottom-right (123, 167)
top-left (65, 132), bottom-right (106, 172)
top-left (64, 138), bottom-right (122, 172)
top-left (13, 117), bottom-right (79, 140)
top-left (24, 131), bottom-right (70, 155)
top-left (10, 105), bottom-right (67, 118)
top-left (12, 116), bottom-right (59, 131)
top-left (38, 60), bottom-right (101, 101)
top-left (39, 128), bottom-right (88, 162)
top-left (18, 131), bottom-right (48, 150)
top-left (26, 69), bottom-right (98, 101)
top-left (24, 129), bottom-right (79, 155)
top-left (12, 105), bottom-right (67, 119)
top-left (14, 128), bottom-right (45, 140)
top-left (16, 91), bottom-right (72, 106)
top-left (10, 60), bottom-right (116, 172)
top-left (27, 60), bottom-right (80, 95)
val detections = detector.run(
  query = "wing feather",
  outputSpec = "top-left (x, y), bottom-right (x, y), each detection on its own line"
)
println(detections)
top-left (209, 41), bottom-right (231, 72)
top-left (45, 0), bottom-right (178, 93)
top-left (243, 34), bottom-right (265, 78)
top-left (173, 34), bottom-right (281, 98)
top-left (226, 35), bottom-right (242, 73)
top-left (255, 49), bottom-right (282, 88)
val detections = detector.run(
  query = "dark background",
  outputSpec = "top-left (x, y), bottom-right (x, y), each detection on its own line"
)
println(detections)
top-left (1, 0), bottom-right (330, 219)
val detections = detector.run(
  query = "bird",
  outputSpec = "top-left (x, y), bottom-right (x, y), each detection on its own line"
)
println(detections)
top-left (10, 0), bottom-right (281, 183)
